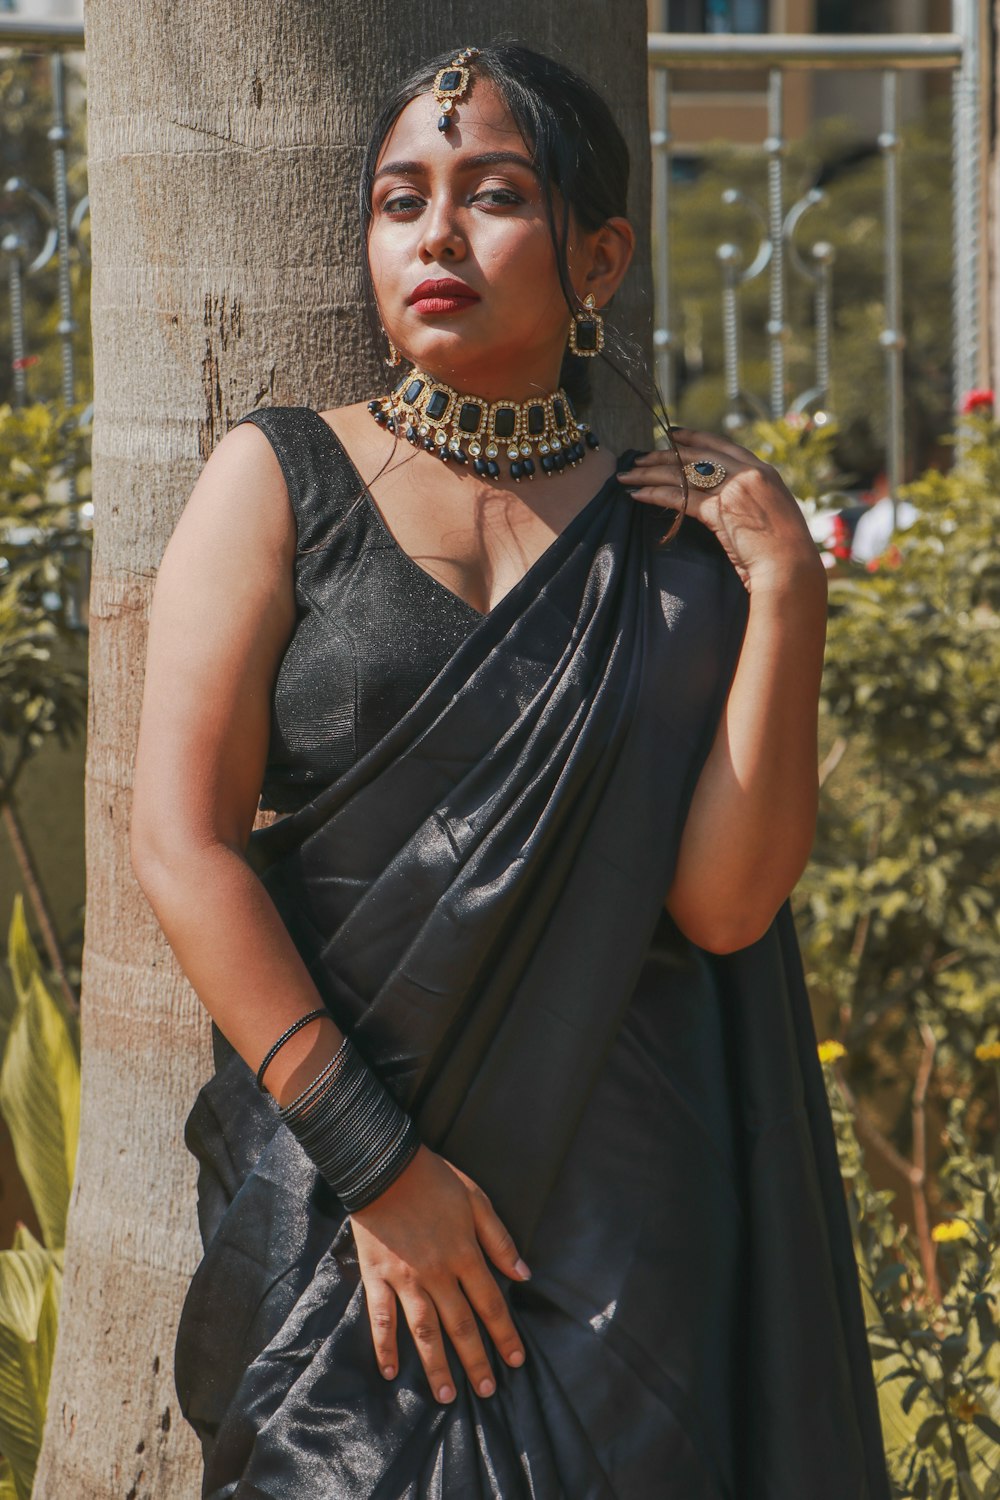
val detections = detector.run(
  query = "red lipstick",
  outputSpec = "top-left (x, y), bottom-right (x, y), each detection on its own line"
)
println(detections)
top-left (407, 277), bottom-right (481, 315)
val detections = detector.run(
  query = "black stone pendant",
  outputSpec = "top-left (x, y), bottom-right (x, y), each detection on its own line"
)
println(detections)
top-left (693, 461), bottom-right (716, 476)
top-left (438, 114), bottom-right (451, 132)
top-left (574, 319), bottom-right (598, 352)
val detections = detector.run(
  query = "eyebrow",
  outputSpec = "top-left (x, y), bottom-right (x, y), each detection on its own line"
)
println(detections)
top-left (373, 150), bottom-right (541, 182)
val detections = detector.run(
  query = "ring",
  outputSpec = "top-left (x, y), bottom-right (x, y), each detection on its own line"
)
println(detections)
top-left (682, 459), bottom-right (727, 490)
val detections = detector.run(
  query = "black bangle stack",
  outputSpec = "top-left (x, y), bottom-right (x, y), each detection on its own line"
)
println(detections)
top-left (277, 1032), bottom-right (422, 1213)
top-left (255, 1007), bottom-right (327, 1091)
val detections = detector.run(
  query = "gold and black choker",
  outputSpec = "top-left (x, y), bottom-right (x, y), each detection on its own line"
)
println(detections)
top-left (367, 367), bottom-right (600, 482)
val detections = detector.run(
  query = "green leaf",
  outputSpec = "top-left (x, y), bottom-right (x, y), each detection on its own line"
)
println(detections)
top-left (0, 919), bottom-right (80, 1249)
top-left (971, 1413), bottom-right (1000, 1444)
top-left (916, 1412), bottom-right (945, 1447)
top-left (0, 1225), bottom-right (61, 1500)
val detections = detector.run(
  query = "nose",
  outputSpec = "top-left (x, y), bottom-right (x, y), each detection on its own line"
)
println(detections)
top-left (417, 193), bottom-right (466, 263)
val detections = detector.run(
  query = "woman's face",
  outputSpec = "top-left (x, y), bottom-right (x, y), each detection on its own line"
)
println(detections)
top-left (366, 75), bottom-right (634, 401)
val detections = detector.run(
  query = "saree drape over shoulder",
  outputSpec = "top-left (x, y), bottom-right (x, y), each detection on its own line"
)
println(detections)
top-left (174, 407), bottom-right (892, 1500)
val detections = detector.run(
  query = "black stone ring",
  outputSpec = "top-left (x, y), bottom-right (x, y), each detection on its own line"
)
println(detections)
top-left (683, 459), bottom-right (727, 490)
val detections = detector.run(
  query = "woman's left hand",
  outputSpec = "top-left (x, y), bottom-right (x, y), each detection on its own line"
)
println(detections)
top-left (616, 426), bottom-right (825, 595)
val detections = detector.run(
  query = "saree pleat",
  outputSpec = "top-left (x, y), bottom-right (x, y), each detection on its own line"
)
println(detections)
top-left (175, 446), bottom-right (893, 1498)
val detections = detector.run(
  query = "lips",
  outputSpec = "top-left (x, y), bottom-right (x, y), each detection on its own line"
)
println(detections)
top-left (407, 278), bottom-right (480, 312)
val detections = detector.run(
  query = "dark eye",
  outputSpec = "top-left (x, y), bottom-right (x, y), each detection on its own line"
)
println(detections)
top-left (474, 188), bottom-right (522, 207)
top-left (382, 193), bottom-right (423, 214)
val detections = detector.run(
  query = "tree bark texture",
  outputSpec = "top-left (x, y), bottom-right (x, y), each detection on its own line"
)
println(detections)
top-left (34, 4), bottom-right (653, 1494)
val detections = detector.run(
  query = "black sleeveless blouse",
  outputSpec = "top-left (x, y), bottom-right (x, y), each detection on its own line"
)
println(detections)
top-left (233, 404), bottom-right (484, 814)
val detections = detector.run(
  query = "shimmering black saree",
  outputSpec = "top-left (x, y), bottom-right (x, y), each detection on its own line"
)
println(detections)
top-left (174, 470), bottom-right (892, 1499)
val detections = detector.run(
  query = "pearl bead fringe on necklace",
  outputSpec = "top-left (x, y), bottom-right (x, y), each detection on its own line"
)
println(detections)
top-left (367, 367), bottom-right (601, 483)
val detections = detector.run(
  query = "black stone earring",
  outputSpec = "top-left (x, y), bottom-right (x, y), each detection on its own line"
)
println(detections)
top-left (568, 293), bottom-right (604, 358)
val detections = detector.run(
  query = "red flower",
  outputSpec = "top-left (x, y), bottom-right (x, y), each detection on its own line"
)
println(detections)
top-left (11, 354), bottom-right (40, 371)
top-left (960, 388), bottom-right (994, 414)
top-left (830, 513), bottom-right (852, 562)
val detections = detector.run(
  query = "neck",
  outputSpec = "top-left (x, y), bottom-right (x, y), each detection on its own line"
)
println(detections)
top-left (406, 360), bottom-right (565, 404)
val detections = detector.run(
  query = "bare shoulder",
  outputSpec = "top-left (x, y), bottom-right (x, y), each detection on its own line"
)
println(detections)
top-left (168, 414), bottom-right (298, 566)
top-left (317, 398), bottom-right (396, 478)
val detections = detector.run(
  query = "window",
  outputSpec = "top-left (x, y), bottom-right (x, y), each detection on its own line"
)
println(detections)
top-left (667, 0), bottom-right (769, 30)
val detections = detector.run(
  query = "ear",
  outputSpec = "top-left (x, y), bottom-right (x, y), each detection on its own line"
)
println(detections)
top-left (577, 216), bottom-right (635, 309)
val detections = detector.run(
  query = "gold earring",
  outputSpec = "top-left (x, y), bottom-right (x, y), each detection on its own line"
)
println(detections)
top-left (568, 293), bottom-right (604, 358)
top-left (380, 326), bottom-right (402, 367)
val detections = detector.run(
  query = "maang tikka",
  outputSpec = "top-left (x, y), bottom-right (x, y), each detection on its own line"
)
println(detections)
top-left (432, 46), bottom-right (480, 132)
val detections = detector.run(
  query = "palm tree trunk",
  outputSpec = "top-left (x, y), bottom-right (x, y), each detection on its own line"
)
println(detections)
top-left (33, 4), bottom-right (652, 1493)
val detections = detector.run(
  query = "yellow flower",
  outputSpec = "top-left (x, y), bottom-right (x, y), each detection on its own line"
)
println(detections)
top-left (931, 1219), bottom-right (972, 1243)
top-left (974, 1040), bottom-right (1000, 1061)
top-left (817, 1039), bottom-right (847, 1065)
top-left (946, 1391), bottom-right (981, 1423)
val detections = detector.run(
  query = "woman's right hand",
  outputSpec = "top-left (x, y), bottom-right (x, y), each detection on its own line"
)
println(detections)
top-left (349, 1143), bottom-right (532, 1404)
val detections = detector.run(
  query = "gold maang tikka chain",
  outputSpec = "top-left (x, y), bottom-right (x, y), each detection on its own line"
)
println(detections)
top-left (367, 370), bottom-right (600, 483)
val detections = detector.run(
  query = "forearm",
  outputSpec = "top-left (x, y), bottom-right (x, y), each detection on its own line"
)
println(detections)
top-left (666, 559), bottom-right (828, 952)
top-left (133, 839), bottom-right (344, 1106)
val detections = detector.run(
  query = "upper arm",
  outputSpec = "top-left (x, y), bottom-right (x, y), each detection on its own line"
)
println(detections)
top-left (130, 420), bottom-right (298, 880)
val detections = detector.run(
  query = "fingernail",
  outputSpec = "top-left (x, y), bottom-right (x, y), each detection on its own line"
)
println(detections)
top-left (382, 1363), bottom-right (396, 1378)
top-left (478, 1377), bottom-right (495, 1396)
top-left (514, 1258), bottom-right (532, 1279)
top-left (438, 1383), bottom-right (455, 1401)
top-left (508, 1348), bottom-right (525, 1366)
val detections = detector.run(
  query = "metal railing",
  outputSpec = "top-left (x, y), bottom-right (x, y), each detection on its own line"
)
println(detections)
top-left (0, 10), bottom-right (990, 524)
top-left (0, 16), bottom-right (87, 625)
top-left (648, 3), bottom-right (987, 511)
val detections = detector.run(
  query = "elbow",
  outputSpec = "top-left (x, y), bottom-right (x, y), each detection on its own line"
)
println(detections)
top-left (129, 825), bottom-right (173, 904)
top-left (129, 811), bottom-right (197, 903)
top-left (665, 890), bottom-right (783, 955)
top-left (674, 913), bottom-right (776, 955)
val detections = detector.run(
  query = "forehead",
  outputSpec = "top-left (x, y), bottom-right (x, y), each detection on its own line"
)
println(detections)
top-left (374, 75), bottom-right (533, 173)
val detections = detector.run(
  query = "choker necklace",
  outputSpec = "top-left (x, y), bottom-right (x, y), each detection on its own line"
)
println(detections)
top-left (367, 366), bottom-right (600, 482)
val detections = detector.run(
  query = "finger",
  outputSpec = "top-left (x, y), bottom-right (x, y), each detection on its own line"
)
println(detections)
top-left (623, 442), bottom-right (736, 481)
top-left (432, 1277), bottom-right (498, 1397)
top-left (663, 425), bottom-right (770, 468)
top-left (364, 1276), bottom-right (399, 1380)
top-left (469, 1189), bottom-right (531, 1285)
top-left (397, 1288), bottom-right (457, 1404)
top-left (459, 1257), bottom-right (527, 1371)
top-left (616, 473), bottom-right (694, 510)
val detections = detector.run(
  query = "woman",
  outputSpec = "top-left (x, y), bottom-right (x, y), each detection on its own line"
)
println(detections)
top-left (130, 39), bottom-right (892, 1500)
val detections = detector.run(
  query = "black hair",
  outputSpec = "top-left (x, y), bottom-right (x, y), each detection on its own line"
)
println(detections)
top-left (307, 37), bottom-right (687, 553)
